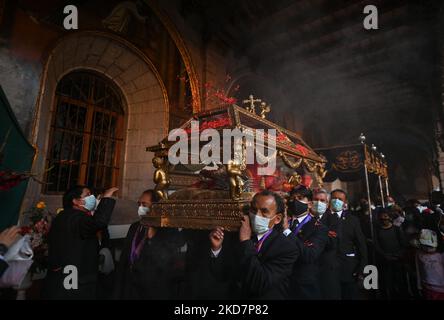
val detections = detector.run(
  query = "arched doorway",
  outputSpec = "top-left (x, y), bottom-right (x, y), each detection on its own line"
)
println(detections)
top-left (25, 32), bottom-right (170, 219)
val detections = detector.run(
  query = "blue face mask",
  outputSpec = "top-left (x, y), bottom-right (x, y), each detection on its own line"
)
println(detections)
top-left (249, 213), bottom-right (275, 235)
top-left (312, 201), bottom-right (327, 216)
top-left (330, 198), bottom-right (344, 212)
top-left (83, 195), bottom-right (97, 211)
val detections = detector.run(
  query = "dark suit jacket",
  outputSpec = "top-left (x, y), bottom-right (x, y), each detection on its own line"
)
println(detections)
top-left (321, 210), bottom-right (368, 283)
top-left (287, 216), bottom-right (328, 299)
top-left (184, 230), bottom-right (239, 300)
top-left (238, 227), bottom-right (300, 300)
top-left (44, 197), bottom-right (116, 299)
top-left (113, 223), bottom-right (185, 300)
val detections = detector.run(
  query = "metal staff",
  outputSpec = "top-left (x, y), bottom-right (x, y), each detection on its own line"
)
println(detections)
top-left (360, 134), bottom-right (376, 263)
top-left (381, 153), bottom-right (389, 197)
top-left (378, 175), bottom-right (385, 207)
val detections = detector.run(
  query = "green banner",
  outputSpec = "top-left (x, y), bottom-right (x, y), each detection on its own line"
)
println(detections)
top-left (0, 86), bottom-right (36, 230)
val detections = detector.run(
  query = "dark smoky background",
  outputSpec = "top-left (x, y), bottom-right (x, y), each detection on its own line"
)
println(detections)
top-left (178, 0), bottom-right (443, 199)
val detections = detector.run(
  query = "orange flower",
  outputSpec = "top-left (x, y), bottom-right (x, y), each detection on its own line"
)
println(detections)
top-left (36, 201), bottom-right (46, 209)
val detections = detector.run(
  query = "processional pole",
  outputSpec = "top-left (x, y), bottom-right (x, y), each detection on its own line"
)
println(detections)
top-left (371, 144), bottom-right (385, 208)
top-left (381, 153), bottom-right (390, 197)
top-left (360, 133), bottom-right (376, 263)
top-left (378, 176), bottom-right (385, 207)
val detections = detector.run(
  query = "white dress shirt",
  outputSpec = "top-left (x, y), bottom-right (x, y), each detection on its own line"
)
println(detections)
top-left (211, 247), bottom-right (222, 258)
top-left (335, 210), bottom-right (343, 218)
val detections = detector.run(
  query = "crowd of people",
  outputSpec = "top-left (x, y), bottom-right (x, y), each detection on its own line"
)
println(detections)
top-left (0, 184), bottom-right (443, 300)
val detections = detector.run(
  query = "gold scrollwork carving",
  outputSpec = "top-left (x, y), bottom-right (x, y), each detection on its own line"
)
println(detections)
top-left (288, 173), bottom-right (302, 187)
top-left (303, 159), bottom-right (317, 172)
top-left (280, 151), bottom-right (303, 169)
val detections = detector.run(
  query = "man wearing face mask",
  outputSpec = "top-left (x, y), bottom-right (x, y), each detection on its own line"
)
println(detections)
top-left (188, 190), bottom-right (299, 300)
top-left (374, 209), bottom-right (409, 299)
top-left (236, 190), bottom-right (300, 299)
top-left (284, 185), bottom-right (328, 300)
top-left (385, 196), bottom-right (396, 208)
top-left (44, 185), bottom-right (118, 299)
top-left (113, 189), bottom-right (185, 299)
top-left (312, 188), bottom-right (329, 219)
top-left (320, 189), bottom-right (368, 300)
top-left (191, 190), bottom-right (300, 300)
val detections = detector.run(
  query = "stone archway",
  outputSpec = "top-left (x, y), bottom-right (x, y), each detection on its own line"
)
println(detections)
top-left (25, 31), bottom-right (169, 216)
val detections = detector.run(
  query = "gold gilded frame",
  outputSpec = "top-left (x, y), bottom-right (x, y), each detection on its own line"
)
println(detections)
top-left (142, 199), bottom-right (250, 231)
top-left (145, 104), bottom-right (328, 230)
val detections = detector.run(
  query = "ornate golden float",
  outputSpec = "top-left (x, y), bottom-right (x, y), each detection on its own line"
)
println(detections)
top-left (143, 97), bottom-right (327, 230)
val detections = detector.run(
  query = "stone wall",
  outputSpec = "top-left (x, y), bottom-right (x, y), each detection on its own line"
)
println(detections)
top-left (0, 47), bottom-right (41, 136)
top-left (23, 32), bottom-right (169, 224)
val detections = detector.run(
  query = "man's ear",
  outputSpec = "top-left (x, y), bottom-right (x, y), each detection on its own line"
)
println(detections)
top-left (273, 213), bottom-right (283, 226)
top-left (72, 198), bottom-right (83, 207)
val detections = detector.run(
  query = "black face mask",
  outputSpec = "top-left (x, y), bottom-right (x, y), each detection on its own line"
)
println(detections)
top-left (288, 199), bottom-right (309, 217)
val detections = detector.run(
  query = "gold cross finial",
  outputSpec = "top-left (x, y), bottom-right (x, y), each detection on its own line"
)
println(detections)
top-left (259, 102), bottom-right (271, 119)
top-left (243, 94), bottom-right (261, 114)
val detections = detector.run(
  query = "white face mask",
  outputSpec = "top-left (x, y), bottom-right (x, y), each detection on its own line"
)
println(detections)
top-left (138, 205), bottom-right (150, 217)
top-left (249, 213), bottom-right (274, 236)
top-left (312, 201), bottom-right (327, 216)
top-left (82, 195), bottom-right (97, 211)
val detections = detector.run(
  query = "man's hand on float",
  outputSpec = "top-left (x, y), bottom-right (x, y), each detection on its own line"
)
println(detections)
top-left (209, 227), bottom-right (224, 251)
top-left (103, 187), bottom-right (119, 198)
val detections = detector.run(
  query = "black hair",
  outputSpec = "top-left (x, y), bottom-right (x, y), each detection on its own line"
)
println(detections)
top-left (290, 185), bottom-right (313, 201)
top-left (377, 208), bottom-right (390, 217)
top-left (141, 189), bottom-right (160, 203)
top-left (63, 185), bottom-right (88, 209)
top-left (252, 190), bottom-right (285, 230)
top-left (331, 189), bottom-right (348, 200)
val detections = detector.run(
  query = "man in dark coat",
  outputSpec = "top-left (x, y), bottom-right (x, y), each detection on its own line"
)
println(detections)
top-left (183, 229), bottom-right (239, 300)
top-left (202, 190), bottom-right (299, 300)
top-left (320, 189), bottom-right (368, 300)
top-left (238, 190), bottom-right (300, 299)
top-left (113, 189), bottom-right (185, 300)
top-left (285, 186), bottom-right (328, 300)
top-left (44, 185), bottom-right (117, 300)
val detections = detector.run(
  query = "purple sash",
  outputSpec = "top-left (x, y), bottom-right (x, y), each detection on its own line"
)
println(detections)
top-left (293, 214), bottom-right (312, 235)
top-left (255, 229), bottom-right (274, 253)
top-left (130, 225), bottom-right (147, 265)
